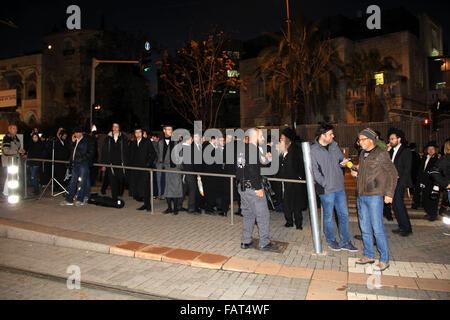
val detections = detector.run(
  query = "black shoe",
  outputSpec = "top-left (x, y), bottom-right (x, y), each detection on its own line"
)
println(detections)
top-left (240, 241), bottom-right (256, 249)
top-left (285, 222), bottom-right (294, 228)
top-left (217, 211), bottom-right (227, 216)
top-left (354, 235), bottom-right (363, 241)
top-left (427, 216), bottom-right (437, 221)
top-left (296, 225), bottom-right (303, 230)
top-left (400, 230), bottom-right (412, 237)
top-left (259, 242), bottom-right (280, 252)
top-left (173, 210), bottom-right (179, 215)
top-left (180, 207), bottom-right (188, 212)
top-left (385, 216), bottom-right (394, 221)
top-left (163, 208), bottom-right (173, 214)
top-left (411, 205), bottom-right (418, 210)
top-left (392, 228), bottom-right (402, 234)
top-left (205, 209), bottom-right (217, 215)
top-left (137, 205), bottom-right (147, 211)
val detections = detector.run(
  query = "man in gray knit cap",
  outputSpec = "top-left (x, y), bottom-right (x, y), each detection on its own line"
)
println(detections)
top-left (352, 128), bottom-right (397, 271)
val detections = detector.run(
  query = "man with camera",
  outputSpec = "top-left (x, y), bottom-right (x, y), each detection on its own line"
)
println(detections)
top-left (236, 128), bottom-right (279, 252)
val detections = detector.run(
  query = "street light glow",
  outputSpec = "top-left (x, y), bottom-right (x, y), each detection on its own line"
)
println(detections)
top-left (7, 166), bottom-right (19, 174)
top-left (443, 216), bottom-right (450, 226)
top-left (8, 195), bottom-right (19, 204)
top-left (7, 180), bottom-right (19, 189)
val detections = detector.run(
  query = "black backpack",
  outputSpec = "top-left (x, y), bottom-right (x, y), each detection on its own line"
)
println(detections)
top-left (88, 193), bottom-right (125, 208)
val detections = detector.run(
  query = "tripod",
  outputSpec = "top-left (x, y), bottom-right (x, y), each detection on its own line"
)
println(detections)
top-left (39, 138), bottom-right (68, 199)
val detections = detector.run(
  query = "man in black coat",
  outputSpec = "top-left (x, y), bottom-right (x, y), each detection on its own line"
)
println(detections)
top-left (181, 132), bottom-right (202, 214)
top-left (409, 143), bottom-right (422, 209)
top-left (201, 137), bottom-right (221, 215)
top-left (129, 127), bottom-right (157, 211)
top-left (418, 141), bottom-right (440, 221)
top-left (101, 123), bottom-right (129, 202)
top-left (278, 128), bottom-right (307, 229)
top-left (388, 130), bottom-right (413, 236)
top-left (54, 128), bottom-right (70, 190)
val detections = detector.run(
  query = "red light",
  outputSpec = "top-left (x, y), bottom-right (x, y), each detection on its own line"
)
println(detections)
top-left (424, 118), bottom-right (429, 125)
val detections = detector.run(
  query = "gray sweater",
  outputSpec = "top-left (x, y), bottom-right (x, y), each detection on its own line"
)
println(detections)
top-left (310, 139), bottom-right (345, 194)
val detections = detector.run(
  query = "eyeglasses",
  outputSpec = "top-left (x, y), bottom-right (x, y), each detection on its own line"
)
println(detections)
top-left (358, 137), bottom-right (370, 142)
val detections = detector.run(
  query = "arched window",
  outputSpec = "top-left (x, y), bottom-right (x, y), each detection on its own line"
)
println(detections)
top-left (25, 72), bottom-right (37, 99)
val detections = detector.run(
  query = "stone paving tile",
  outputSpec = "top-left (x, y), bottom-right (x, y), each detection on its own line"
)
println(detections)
top-left (306, 279), bottom-right (347, 300)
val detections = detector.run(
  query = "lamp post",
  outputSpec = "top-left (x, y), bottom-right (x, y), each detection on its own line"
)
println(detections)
top-left (90, 58), bottom-right (140, 130)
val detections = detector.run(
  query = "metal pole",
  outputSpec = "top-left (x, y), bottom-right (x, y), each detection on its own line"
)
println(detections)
top-left (90, 58), bottom-right (96, 130)
top-left (302, 142), bottom-right (322, 254)
top-left (150, 169), bottom-right (154, 214)
top-left (230, 176), bottom-right (234, 225)
top-left (24, 158), bottom-right (27, 199)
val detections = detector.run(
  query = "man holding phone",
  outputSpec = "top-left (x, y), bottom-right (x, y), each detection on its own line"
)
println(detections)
top-left (310, 123), bottom-right (358, 252)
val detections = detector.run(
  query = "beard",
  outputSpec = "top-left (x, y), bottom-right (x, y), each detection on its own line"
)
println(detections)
top-left (278, 141), bottom-right (287, 155)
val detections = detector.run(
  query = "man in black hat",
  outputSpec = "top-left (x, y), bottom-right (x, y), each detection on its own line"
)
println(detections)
top-left (388, 128), bottom-right (413, 236)
top-left (101, 123), bottom-right (129, 203)
top-left (129, 127), bottom-right (157, 211)
top-left (156, 124), bottom-right (183, 214)
top-left (417, 141), bottom-right (440, 221)
top-left (278, 128), bottom-right (307, 229)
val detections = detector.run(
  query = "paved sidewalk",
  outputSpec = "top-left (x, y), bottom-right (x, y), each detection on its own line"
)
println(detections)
top-left (0, 186), bottom-right (449, 299)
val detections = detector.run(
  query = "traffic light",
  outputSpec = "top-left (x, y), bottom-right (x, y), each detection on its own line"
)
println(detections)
top-left (423, 118), bottom-right (429, 125)
top-left (140, 42), bottom-right (152, 72)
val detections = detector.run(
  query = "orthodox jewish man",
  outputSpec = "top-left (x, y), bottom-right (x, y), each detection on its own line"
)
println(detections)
top-left (156, 124), bottom-right (184, 215)
top-left (129, 127), bottom-right (157, 211)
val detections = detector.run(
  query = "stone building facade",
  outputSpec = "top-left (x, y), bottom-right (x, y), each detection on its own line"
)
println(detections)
top-left (239, 10), bottom-right (444, 127)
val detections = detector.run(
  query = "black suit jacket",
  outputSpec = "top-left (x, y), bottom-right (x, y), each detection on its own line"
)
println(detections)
top-left (417, 154), bottom-right (439, 186)
top-left (389, 144), bottom-right (412, 188)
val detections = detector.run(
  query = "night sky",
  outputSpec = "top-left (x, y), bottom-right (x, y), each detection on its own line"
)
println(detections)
top-left (2, 0), bottom-right (449, 60)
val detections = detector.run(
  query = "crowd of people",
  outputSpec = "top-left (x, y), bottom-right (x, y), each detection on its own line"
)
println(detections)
top-left (1, 122), bottom-right (449, 258)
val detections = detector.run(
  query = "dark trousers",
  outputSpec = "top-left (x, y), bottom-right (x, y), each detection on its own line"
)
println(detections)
top-left (108, 168), bottom-right (125, 201)
top-left (90, 166), bottom-right (98, 187)
top-left (142, 175), bottom-right (150, 209)
top-left (101, 170), bottom-right (109, 194)
top-left (203, 176), bottom-right (219, 211)
top-left (183, 174), bottom-right (200, 211)
top-left (412, 183), bottom-right (423, 208)
top-left (166, 197), bottom-right (182, 210)
top-left (219, 178), bottom-right (231, 212)
top-left (423, 185), bottom-right (439, 218)
top-left (283, 184), bottom-right (303, 227)
top-left (393, 184), bottom-right (412, 232)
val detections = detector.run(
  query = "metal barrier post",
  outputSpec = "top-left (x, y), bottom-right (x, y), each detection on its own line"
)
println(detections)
top-left (24, 158), bottom-right (28, 199)
top-left (230, 176), bottom-right (234, 225)
top-left (301, 142), bottom-right (322, 254)
top-left (150, 169), bottom-right (154, 214)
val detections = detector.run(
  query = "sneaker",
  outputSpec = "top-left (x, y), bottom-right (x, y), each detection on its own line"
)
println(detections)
top-left (374, 262), bottom-right (390, 271)
top-left (74, 201), bottom-right (85, 207)
top-left (327, 241), bottom-right (341, 251)
top-left (355, 256), bottom-right (375, 265)
top-left (241, 241), bottom-right (256, 249)
top-left (60, 201), bottom-right (74, 206)
top-left (341, 242), bottom-right (358, 252)
top-left (259, 242), bottom-right (280, 252)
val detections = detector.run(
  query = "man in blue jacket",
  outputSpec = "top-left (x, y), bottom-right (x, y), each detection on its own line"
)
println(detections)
top-left (60, 127), bottom-right (95, 206)
top-left (310, 123), bottom-right (358, 252)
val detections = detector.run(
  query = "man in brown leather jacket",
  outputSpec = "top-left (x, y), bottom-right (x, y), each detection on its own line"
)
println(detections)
top-left (351, 128), bottom-right (397, 272)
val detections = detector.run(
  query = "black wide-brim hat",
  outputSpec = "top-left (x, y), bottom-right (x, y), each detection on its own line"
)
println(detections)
top-left (281, 127), bottom-right (296, 142)
top-left (425, 141), bottom-right (439, 148)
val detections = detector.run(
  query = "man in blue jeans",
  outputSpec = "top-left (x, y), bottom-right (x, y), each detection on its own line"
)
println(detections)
top-left (352, 128), bottom-right (398, 271)
top-left (310, 123), bottom-right (358, 252)
top-left (60, 127), bottom-right (95, 207)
